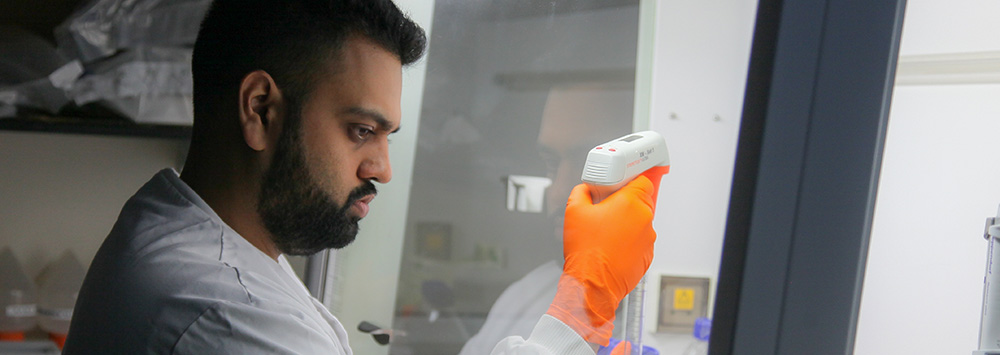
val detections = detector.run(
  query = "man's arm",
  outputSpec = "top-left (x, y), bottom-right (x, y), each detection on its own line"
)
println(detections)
top-left (173, 301), bottom-right (348, 354)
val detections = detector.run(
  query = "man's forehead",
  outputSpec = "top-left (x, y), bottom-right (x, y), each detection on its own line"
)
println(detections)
top-left (538, 140), bottom-right (595, 159)
top-left (539, 86), bottom-right (633, 140)
top-left (307, 35), bottom-right (403, 131)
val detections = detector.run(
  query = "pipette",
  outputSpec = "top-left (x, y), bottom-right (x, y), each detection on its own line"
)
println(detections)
top-left (581, 130), bottom-right (670, 354)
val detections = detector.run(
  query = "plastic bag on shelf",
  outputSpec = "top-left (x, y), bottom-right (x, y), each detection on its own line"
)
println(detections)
top-left (69, 47), bottom-right (192, 125)
top-left (54, 0), bottom-right (212, 64)
top-left (0, 80), bottom-right (71, 118)
top-left (0, 26), bottom-right (73, 117)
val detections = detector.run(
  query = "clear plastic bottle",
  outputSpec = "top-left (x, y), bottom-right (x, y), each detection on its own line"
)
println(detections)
top-left (681, 317), bottom-right (711, 355)
top-left (36, 250), bottom-right (85, 349)
top-left (0, 246), bottom-right (38, 341)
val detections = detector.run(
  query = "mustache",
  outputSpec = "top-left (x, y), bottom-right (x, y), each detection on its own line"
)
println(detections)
top-left (345, 181), bottom-right (378, 205)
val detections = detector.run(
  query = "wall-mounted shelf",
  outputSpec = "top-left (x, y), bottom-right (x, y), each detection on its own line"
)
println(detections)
top-left (0, 116), bottom-right (191, 140)
top-left (895, 51), bottom-right (1000, 86)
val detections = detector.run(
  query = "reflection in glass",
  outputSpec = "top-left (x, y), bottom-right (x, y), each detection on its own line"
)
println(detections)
top-left (389, 1), bottom-right (639, 353)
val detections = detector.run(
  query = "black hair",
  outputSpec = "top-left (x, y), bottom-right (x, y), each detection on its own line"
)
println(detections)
top-left (191, 0), bottom-right (426, 123)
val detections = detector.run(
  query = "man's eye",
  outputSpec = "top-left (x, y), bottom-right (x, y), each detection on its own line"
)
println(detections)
top-left (352, 126), bottom-right (375, 141)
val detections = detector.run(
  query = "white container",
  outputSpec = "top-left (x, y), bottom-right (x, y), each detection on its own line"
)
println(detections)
top-left (36, 250), bottom-right (85, 348)
top-left (0, 247), bottom-right (38, 341)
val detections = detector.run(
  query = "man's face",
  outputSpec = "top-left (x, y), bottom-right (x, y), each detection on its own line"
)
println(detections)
top-left (537, 87), bottom-right (633, 239)
top-left (258, 36), bottom-right (403, 256)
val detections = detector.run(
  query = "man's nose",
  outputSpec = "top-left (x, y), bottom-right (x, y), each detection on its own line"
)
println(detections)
top-left (359, 141), bottom-right (392, 183)
top-left (546, 159), bottom-right (577, 214)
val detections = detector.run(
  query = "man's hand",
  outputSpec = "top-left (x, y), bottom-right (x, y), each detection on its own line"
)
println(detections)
top-left (597, 338), bottom-right (635, 355)
top-left (546, 176), bottom-right (657, 346)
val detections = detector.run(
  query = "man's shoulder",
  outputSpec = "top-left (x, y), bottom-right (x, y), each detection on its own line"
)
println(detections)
top-left (66, 252), bottom-right (260, 353)
top-left (65, 171), bottom-right (252, 353)
top-left (89, 173), bottom-right (230, 292)
top-left (110, 170), bottom-right (220, 256)
top-left (88, 170), bottom-right (251, 305)
top-left (79, 204), bottom-right (251, 322)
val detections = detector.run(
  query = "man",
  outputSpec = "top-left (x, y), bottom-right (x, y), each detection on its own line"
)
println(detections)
top-left (64, 0), bottom-right (656, 353)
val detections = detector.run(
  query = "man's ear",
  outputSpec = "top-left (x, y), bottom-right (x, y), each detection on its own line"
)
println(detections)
top-left (238, 70), bottom-right (283, 151)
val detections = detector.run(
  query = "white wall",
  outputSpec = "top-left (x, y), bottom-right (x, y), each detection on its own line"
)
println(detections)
top-left (855, 84), bottom-right (1000, 355)
top-left (892, 1), bottom-right (1000, 56)
top-left (0, 131), bottom-right (187, 278)
top-left (854, 2), bottom-right (1000, 354)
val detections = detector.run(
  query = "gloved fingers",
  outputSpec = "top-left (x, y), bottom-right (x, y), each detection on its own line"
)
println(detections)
top-left (596, 338), bottom-right (632, 355)
top-left (555, 175), bottom-right (660, 342)
top-left (610, 340), bottom-right (632, 355)
top-left (567, 183), bottom-right (594, 207)
top-left (640, 165), bottom-right (670, 210)
top-left (606, 175), bottom-right (655, 210)
top-left (641, 165), bottom-right (671, 181)
top-left (628, 174), bottom-right (655, 193)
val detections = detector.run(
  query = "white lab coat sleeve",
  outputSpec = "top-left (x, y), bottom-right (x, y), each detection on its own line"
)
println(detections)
top-left (489, 314), bottom-right (596, 355)
top-left (172, 300), bottom-right (346, 355)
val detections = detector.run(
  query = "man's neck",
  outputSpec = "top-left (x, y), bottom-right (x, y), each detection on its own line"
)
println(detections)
top-left (180, 159), bottom-right (282, 261)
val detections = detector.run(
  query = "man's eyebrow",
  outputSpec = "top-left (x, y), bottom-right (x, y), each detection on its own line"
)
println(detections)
top-left (344, 107), bottom-right (400, 133)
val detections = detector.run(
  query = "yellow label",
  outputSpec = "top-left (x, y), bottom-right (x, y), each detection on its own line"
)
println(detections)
top-left (425, 234), bottom-right (445, 249)
top-left (674, 288), bottom-right (696, 310)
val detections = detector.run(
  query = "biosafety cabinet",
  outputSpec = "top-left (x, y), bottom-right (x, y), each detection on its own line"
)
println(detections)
top-left (2, 0), bottom-right (999, 354)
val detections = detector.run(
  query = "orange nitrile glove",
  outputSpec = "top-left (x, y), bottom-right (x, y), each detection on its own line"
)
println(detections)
top-left (609, 340), bottom-right (631, 355)
top-left (546, 175), bottom-right (657, 346)
top-left (597, 338), bottom-right (635, 355)
top-left (640, 165), bottom-right (670, 212)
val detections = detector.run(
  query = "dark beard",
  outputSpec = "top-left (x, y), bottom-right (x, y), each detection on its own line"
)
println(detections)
top-left (257, 110), bottom-right (377, 256)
